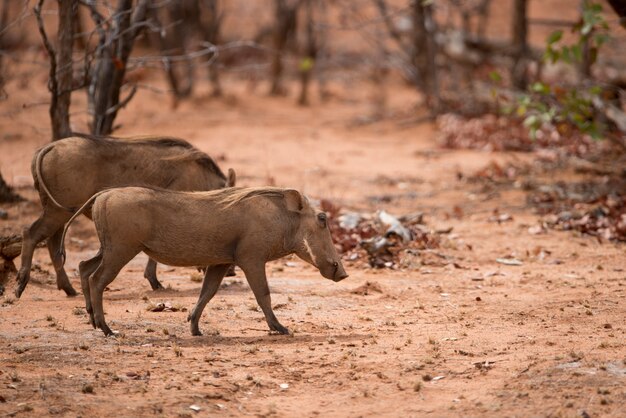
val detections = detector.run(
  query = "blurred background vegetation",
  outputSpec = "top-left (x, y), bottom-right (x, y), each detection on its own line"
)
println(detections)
top-left (0, 0), bottom-right (625, 187)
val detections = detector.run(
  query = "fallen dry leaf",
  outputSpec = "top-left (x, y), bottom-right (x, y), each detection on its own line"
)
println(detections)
top-left (496, 258), bottom-right (523, 266)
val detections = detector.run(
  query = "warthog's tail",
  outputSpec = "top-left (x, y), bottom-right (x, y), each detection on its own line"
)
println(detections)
top-left (58, 190), bottom-right (108, 266)
top-left (35, 143), bottom-right (73, 212)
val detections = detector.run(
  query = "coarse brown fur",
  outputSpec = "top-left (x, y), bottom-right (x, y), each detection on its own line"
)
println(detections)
top-left (15, 135), bottom-right (235, 298)
top-left (62, 186), bottom-right (348, 337)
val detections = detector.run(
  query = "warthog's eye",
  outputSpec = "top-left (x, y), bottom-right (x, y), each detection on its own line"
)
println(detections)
top-left (317, 212), bottom-right (327, 227)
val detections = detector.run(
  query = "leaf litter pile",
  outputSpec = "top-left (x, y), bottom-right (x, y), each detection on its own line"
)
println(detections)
top-left (437, 113), bottom-right (609, 156)
top-left (466, 160), bottom-right (626, 242)
top-left (439, 111), bottom-right (626, 243)
top-left (320, 200), bottom-right (462, 270)
top-left (528, 177), bottom-right (626, 242)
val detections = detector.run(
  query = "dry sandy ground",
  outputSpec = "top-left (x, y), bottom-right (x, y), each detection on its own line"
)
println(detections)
top-left (0, 75), bottom-right (625, 418)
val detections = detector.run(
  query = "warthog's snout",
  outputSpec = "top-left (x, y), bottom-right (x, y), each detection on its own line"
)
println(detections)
top-left (332, 261), bottom-right (349, 282)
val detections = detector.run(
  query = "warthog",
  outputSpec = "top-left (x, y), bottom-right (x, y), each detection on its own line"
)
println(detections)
top-left (61, 186), bottom-right (348, 336)
top-left (15, 134), bottom-right (235, 298)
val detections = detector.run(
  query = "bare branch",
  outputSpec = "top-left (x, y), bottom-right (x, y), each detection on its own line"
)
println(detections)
top-left (104, 84), bottom-right (137, 116)
top-left (373, 0), bottom-right (411, 53)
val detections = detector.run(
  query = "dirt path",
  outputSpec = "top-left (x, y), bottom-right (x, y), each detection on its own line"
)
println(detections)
top-left (0, 78), bottom-right (624, 417)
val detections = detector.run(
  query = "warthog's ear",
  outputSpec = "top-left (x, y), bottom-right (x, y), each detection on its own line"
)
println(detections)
top-left (283, 189), bottom-right (304, 213)
top-left (227, 168), bottom-right (236, 187)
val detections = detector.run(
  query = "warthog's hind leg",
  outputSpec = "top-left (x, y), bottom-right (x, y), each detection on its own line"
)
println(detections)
top-left (79, 250), bottom-right (102, 327)
top-left (47, 228), bottom-right (78, 297)
top-left (16, 211), bottom-right (68, 298)
top-left (225, 264), bottom-right (236, 277)
top-left (143, 258), bottom-right (164, 290)
top-left (187, 264), bottom-right (230, 336)
top-left (240, 262), bottom-right (290, 335)
top-left (89, 249), bottom-right (136, 337)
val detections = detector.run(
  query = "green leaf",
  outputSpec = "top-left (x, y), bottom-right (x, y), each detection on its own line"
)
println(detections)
top-left (489, 71), bottom-right (502, 83)
top-left (501, 104), bottom-right (514, 115)
top-left (571, 44), bottom-right (582, 62)
top-left (298, 57), bottom-right (314, 72)
top-left (561, 46), bottom-right (571, 63)
top-left (589, 47), bottom-right (598, 65)
top-left (542, 49), bottom-right (553, 63)
top-left (594, 33), bottom-right (609, 46)
top-left (531, 82), bottom-right (550, 95)
top-left (535, 102), bottom-right (549, 113)
top-left (524, 115), bottom-right (541, 128)
top-left (588, 85), bottom-right (602, 95)
top-left (589, 3), bottom-right (603, 13)
top-left (547, 30), bottom-right (563, 45)
top-left (518, 95), bottom-right (531, 106)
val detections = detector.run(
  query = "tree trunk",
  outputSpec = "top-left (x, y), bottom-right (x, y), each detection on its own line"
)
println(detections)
top-left (0, 0), bottom-right (10, 97)
top-left (298, 0), bottom-right (316, 106)
top-left (412, 0), bottom-right (440, 113)
top-left (476, 0), bottom-right (491, 41)
top-left (165, 1), bottom-right (194, 100)
top-left (270, 0), bottom-right (299, 96)
top-left (0, 170), bottom-right (22, 203)
top-left (579, 0), bottom-right (593, 79)
top-left (73, 7), bottom-right (88, 50)
top-left (89, 0), bottom-right (148, 135)
top-left (53, 0), bottom-right (77, 140)
top-left (202, 0), bottom-right (223, 97)
top-left (511, 0), bottom-right (528, 90)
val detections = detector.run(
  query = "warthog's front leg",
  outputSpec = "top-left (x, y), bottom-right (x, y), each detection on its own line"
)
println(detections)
top-left (187, 264), bottom-right (230, 336)
top-left (240, 262), bottom-right (290, 335)
top-left (143, 258), bottom-right (164, 290)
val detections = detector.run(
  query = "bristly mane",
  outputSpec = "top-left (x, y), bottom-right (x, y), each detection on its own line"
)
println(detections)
top-left (70, 132), bottom-right (226, 180)
top-left (218, 187), bottom-right (287, 208)
top-left (70, 132), bottom-right (196, 149)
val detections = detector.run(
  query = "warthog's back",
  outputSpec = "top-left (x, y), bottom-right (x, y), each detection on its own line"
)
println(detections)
top-left (34, 135), bottom-right (227, 209)
top-left (92, 187), bottom-right (297, 267)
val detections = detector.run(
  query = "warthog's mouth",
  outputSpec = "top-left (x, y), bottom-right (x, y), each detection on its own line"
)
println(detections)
top-left (331, 263), bottom-right (348, 282)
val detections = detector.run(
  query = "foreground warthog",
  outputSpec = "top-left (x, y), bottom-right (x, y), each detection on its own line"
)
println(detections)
top-left (15, 134), bottom-right (235, 298)
top-left (61, 186), bottom-right (348, 336)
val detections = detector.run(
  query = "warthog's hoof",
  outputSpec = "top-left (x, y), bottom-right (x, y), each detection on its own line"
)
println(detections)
top-left (15, 279), bottom-right (27, 299)
top-left (270, 324), bottom-right (291, 335)
top-left (145, 275), bottom-right (164, 291)
top-left (14, 268), bottom-right (29, 298)
top-left (151, 282), bottom-right (165, 291)
top-left (62, 286), bottom-right (78, 297)
top-left (100, 325), bottom-right (115, 337)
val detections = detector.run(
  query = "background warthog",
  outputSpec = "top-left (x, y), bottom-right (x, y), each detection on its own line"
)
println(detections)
top-left (61, 186), bottom-right (348, 337)
top-left (15, 134), bottom-right (235, 298)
